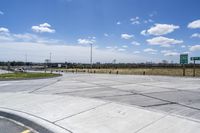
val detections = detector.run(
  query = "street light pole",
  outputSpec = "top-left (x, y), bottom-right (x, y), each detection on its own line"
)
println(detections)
top-left (90, 43), bottom-right (93, 69)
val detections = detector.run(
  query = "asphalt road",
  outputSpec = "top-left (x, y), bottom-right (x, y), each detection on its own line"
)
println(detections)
top-left (1, 72), bottom-right (200, 121)
top-left (0, 117), bottom-right (32, 133)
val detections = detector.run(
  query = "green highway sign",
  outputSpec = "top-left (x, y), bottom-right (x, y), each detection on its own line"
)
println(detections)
top-left (180, 54), bottom-right (188, 64)
top-left (191, 57), bottom-right (200, 61)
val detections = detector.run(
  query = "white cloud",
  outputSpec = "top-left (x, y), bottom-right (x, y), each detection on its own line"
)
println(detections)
top-left (0, 11), bottom-right (4, 15)
top-left (0, 35), bottom-right (14, 41)
top-left (0, 42), bottom-right (148, 63)
top-left (142, 24), bottom-right (179, 36)
top-left (141, 30), bottom-right (147, 36)
top-left (130, 17), bottom-right (140, 25)
top-left (191, 33), bottom-right (200, 38)
top-left (133, 51), bottom-right (140, 54)
top-left (104, 33), bottom-right (109, 37)
top-left (161, 50), bottom-right (179, 56)
top-left (147, 36), bottom-right (183, 47)
top-left (164, 51), bottom-right (179, 56)
top-left (144, 19), bottom-right (154, 24)
top-left (122, 45), bottom-right (128, 48)
top-left (131, 41), bottom-right (140, 46)
top-left (121, 34), bottom-right (134, 39)
top-left (188, 19), bottom-right (200, 29)
top-left (183, 51), bottom-right (190, 54)
top-left (149, 11), bottom-right (157, 18)
top-left (190, 45), bottom-right (200, 51)
top-left (77, 38), bottom-right (96, 45)
top-left (0, 29), bottom-right (61, 44)
top-left (118, 48), bottom-right (126, 52)
top-left (106, 46), bottom-right (112, 49)
top-left (0, 27), bottom-right (9, 34)
top-left (117, 21), bottom-right (121, 25)
top-left (32, 23), bottom-right (55, 33)
top-left (144, 48), bottom-right (157, 52)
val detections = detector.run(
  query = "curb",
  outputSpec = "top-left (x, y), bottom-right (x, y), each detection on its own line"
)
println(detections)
top-left (0, 108), bottom-right (71, 133)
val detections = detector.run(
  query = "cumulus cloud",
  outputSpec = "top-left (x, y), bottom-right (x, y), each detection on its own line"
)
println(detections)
top-left (0, 42), bottom-right (148, 63)
top-left (191, 33), bottom-right (200, 38)
top-left (181, 45), bottom-right (186, 48)
top-left (144, 19), bottom-right (154, 24)
top-left (140, 30), bottom-right (147, 36)
top-left (0, 27), bottom-right (9, 34)
top-left (190, 45), bottom-right (200, 51)
top-left (122, 45), bottom-right (128, 48)
top-left (77, 38), bottom-right (96, 45)
top-left (121, 34), bottom-right (134, 39)
top-left (0, 11), bottom-right (4, 15)
top-left (0, 28), bottom-right (61, 44)
top-left (130, 17), bottom-right (140, 25)
top-left (32, 23), bottom-right (55, 33)
top-left (131, 41), bottom-right (140, 46)
top-left (161, 50), bottom-right (179, 56)
top-left (141, 24), bottom-right (179, 36)
top-left (147, 36), bottom-right (183, 47)
top-left (188, 19), bottom-right (200, 29)
top-left (117, 21), bottom-right (121, 25)
top-left (144, 48), bottom-right (157, 52)
top-left (118, 48), bottom-right (126, 52)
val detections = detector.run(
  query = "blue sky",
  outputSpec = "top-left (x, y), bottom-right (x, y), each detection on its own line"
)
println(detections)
top-left (0, 0), bottom-right (200, 63)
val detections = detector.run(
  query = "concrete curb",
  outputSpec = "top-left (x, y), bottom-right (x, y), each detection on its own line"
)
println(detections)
top-left (0, 108), bottom-right (71, 133)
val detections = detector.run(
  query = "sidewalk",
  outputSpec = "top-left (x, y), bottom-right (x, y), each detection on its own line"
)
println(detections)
top-left (0, 92), bottom-right (200, 133)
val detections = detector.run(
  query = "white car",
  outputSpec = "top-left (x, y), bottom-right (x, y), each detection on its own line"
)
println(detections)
top-left (14, 68), bottom-right (25, 72)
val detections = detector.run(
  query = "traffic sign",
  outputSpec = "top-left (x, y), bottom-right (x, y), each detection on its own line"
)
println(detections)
top-left (191, 57), bottom-right (200, 61)
top-left (180, 54), bottom-right (188, 64)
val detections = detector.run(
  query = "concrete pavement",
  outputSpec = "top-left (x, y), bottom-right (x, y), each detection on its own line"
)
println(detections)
top-left (0, 73), bottom-right (200, 132)
top-left (0, 93), bottom-right (200, 133)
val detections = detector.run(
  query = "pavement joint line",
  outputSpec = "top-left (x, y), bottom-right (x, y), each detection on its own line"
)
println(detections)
top-left (141, 102), bottom-right (176, 108)
top-left (133, 113), bottom-right (170, 133)
top-left (139, 92), bottom-right (200, 111)
top-left (69, 78), bottom-right (188, 96)
top-left (53, 102), bottom-right (111, 123)
top-left (72, 79), bottom-right (137, 94)
top-left (29, 78), bottom-right (61, 93)
top-left (53, 87), bottom-right (106, 95)
top-left (0, 107), bottom-right (73, 133)
top-left (140, 90), bottom-right (178, 95)
top-left (137, 93), bottom-right (179, 105)
top-left (92, 93), bottom-right (136, 98)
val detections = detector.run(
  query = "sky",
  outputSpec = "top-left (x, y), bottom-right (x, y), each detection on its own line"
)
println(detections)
top-left (0, 0), bottom-right (200, 63)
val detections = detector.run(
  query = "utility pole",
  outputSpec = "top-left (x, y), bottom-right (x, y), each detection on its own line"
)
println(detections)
top-left (90, 43), bottom-right (93, 69)
top-left (50, 52), bottom-right (52, 73)
top-left (193, 60), bottom-right (196, 77)
top-left (25, 54), bottom-right (27, 72)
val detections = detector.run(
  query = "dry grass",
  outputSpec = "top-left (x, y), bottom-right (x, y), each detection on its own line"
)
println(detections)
top-left (53, 68), bottom-right (200, 77)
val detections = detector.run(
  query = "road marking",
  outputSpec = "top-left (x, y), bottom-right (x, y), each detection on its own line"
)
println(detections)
top-left (21, 129), bottom-right (31, 133)
top-left (0, 83), bottom-right (10, 87)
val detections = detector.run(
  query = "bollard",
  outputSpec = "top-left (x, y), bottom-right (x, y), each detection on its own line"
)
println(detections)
top-left (143, 71), bottom-right (146, 75)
